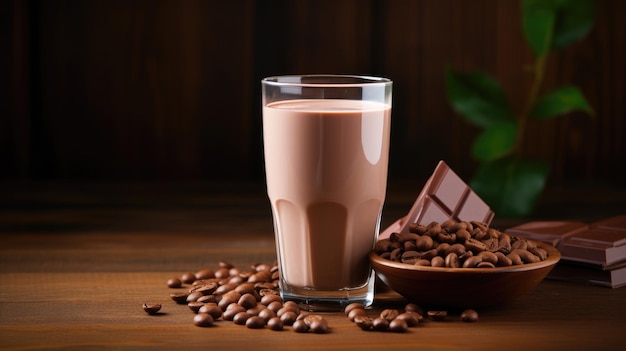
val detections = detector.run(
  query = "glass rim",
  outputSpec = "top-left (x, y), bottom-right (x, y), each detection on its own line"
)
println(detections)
top-left (262, 74), bottom-right (391, 88)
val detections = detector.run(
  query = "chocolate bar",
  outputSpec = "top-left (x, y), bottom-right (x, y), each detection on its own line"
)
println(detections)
top-left (559, 228), bottom-right (626, 266)
top-left (507, 215), bottom-right (626, 269)
top-left (591, 215), bottom-right (626, 232)
top-left (379, 161), bottom-right (494, 239)
top-left (505, 221), bottom-right (589, 248)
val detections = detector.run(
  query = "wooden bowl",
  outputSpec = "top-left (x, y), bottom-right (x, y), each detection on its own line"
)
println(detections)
top-left (369, 241), bottom-right (560, 309)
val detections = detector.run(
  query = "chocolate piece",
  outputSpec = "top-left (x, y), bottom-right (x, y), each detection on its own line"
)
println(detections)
top-left (380, 161), bottom-right (493, 239)
top-left (412, 161), bottom-right (494, 225)
top-left (505, 221), bottom-right (589, 248)
top-left (507, 216), bottom-right (626, 267)
top-left (559, 228), bottom-right (626, 266)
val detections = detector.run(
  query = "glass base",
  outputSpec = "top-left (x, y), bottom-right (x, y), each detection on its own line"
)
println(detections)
top-left (279, 270), bottom-right (376, 312)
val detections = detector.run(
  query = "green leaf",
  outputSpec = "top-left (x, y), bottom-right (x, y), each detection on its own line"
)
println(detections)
top-left (471, 122), bottom-right (517, 162)
top-left (551, 0), bottom-right (596, 50)
top-left (530, 86), bottom-right (595, 119)
top-left (445, 68), bottom-right (515, 128)
top-left (470, 156), bottom-right (549, 217)
top-left (522, 0), bottom-right (556, 56)
top-left (522, 0), bottom-right (596, 56)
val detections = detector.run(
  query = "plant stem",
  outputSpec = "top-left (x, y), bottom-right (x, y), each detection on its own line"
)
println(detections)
top-left (515, 54), bottom-right (547, 153)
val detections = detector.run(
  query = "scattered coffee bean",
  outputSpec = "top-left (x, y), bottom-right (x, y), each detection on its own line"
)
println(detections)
top-left (279, 311), bottom-right (298, 326)
top-left (180, 272), bottom-right (196, 284)
top-left (193, 313), bottom-right (214, 327)
top-left (353, 315), bottom-right (373, 331)
top-left (428, 310), bottom-right (447, 321)
top-left (233, 311), bottom-right (251, 325)
top-left (195, 269), bottom-right (215, 280)
top-left (198, 304), bottom-right (222, 320)
top-left (344, 302), bottom-right (365, 316)
top-left (347, 308), bottom-right (367, 322)
top-left (238, 293), bottom-right (258, 310)
top-left (187, 301), bottom-right (205, 313)
top-left (167, 278), bottom-right (182, 288)
top-left (404, 303), bottom-right (424, 316)
top-left (142, 303), bottom-right (162, 315)
top-left (169, 292), bottom-right (189, 304)
top-left (388, 318), bottom-right (408, 333)
top-left (380, 308), bottom-right (399, 321)
top-left (223, 304), bottom-right (246, 321)
top-left (396, 312), bottom-right (420, 327)
top-left (258, 308), bottom-right (277, 322)
top-left (309, 318), bottom-right (329, 334)
top-left (372, 317), bottom-right (389, 331)
top-left (245, 315), bottom-right (266, 329)
top-left (267, 317), bottom-right (284, 331)
top-left (461, 309), bottom-right (479, 322)
top-left (292, 319), bottom-right (309, 333)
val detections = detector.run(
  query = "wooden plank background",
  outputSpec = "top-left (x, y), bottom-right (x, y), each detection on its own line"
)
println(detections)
top-left (3, 0), bottom-right (625, 183)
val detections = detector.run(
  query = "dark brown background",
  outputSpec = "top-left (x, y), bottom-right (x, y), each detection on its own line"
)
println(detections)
top-left (3, 0), bottom-right (625, 185)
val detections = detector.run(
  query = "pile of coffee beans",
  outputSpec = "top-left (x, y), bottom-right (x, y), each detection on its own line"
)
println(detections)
top-left (344, 302), bottom-right (478, 333)
top-left (146, 261), bottom-right (330, 333)
top-left (374, 219), bottom-right (548, 268)
top-left (143, 260), bottom-right (482, 333)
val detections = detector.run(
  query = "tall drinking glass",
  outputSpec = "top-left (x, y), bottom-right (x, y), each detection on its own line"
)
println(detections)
top-left (262, 75), bottom-right (392, 310)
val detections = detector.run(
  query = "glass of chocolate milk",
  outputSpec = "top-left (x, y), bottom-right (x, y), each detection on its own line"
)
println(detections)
top-left (262, 75), bottom-right (392, 310)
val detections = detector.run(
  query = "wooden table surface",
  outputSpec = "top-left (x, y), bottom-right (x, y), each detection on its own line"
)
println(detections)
top-left (1, 181), bottom-right (626, 350)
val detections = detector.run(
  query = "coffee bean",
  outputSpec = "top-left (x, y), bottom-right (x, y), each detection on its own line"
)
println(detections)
top-left (187, 301), bottom-right (205, 313)
top-left (431, 256), bottom-right (445, 267)
top-left (344, 302), bottom-right (365, 316)
top-left (246, 303), bottom-right (265, 316)
top-left (186, 291), bottom-right (204, 303)
top-left (233, 311), bottom-right (251, 325)
top-left (461, 309), bottom-right (479, 322)
top-left (193, 313), bottom-right (214, 327)
top-left (266, 301), bottom-right (282, 313)
top-left (198, 304), bottom-right (222, 320)
top-left (214, 267), bottom-right (231, 279)
top-left (169, 292), bottom-right (189, 304)
top-left (258, 308), bottom-right (276, 322)
top-left (142, 303), bottom-right (162, 315)
top-left (372, 317), bottom-right (389, 331)
top-left (462, 255), bottom-right (483, 268)
top-left (245, 316), bottom-right (266, 329)
top-left (428, 310), bottom-right (447, 321)
top-left (279, 311), bottom-right (298, 326)
top-left (380, 309), bottom-right (399, 321)
top-left (353, 315), bottom-right (373, 331)
top-left (404, 303), bottom-right (424, 315)
top-left (309, 318), bottom-right (329, 333)
top-left (260, 294), bottom-right (282, 306)
top-left (292, 319), bottom-right (309, 333)
top-left (223, 304), bottom-right (246, 321)
top-left (238, 293), bottom-right (258, 310)
top-left (167, 278), bottom-right (182, 288)
top-left (396, 312), bottom-right (420, 327)
top-left (195, 269), bottom-right (215, 280)
top-left (197, 295), bottom-right (216, 304)
top-left (267, 317), bottom-right (284, 331)
top-left (180, 272), bottom-right (196, 284)
top-left (347, 308), bottom-right (368, 322)
top-left (388, 318), bottom-right (408, 333)
top-left (445, 252), bottom-right (460, 268)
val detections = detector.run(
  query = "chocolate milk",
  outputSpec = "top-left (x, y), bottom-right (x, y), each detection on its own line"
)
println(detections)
top-left (263, 99), bottom-right (391, 291)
